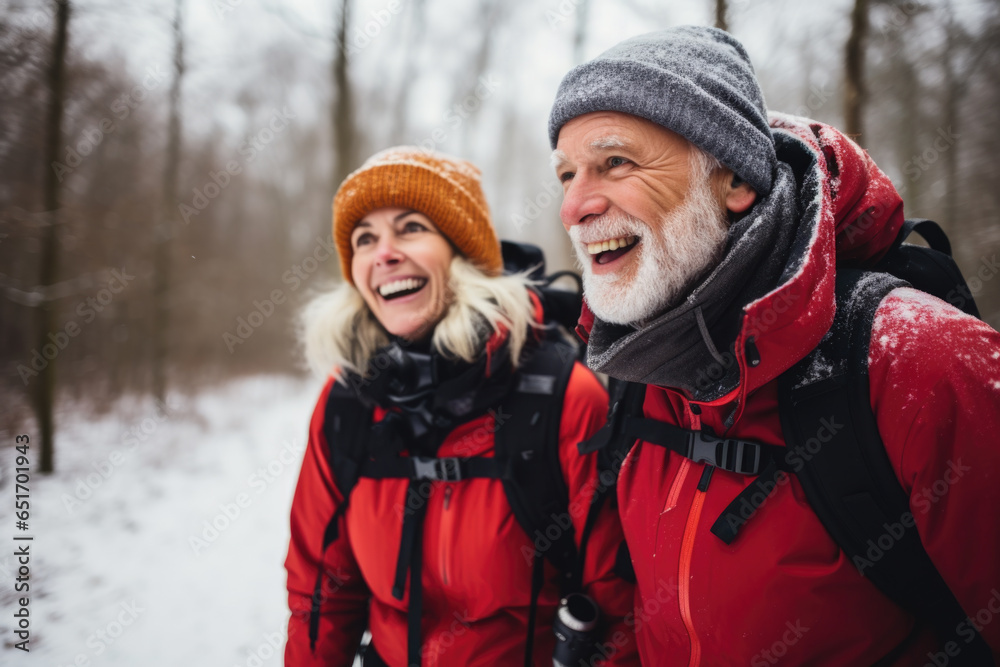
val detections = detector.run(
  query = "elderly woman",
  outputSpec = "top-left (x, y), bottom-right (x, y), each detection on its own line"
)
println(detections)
top-left (283, 148), bottom-right (637, 666)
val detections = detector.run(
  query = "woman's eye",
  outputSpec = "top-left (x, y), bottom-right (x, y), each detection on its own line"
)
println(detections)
top-left (609, 156), bottom-right (628, 168)
top-left (354, 232), bottom-right (374, 247)
top-left (401, 221), bottom-right (427, 233)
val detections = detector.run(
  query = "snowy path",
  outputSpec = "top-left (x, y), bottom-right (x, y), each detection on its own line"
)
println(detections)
top-left (0, 374), bottom-right (326, 666)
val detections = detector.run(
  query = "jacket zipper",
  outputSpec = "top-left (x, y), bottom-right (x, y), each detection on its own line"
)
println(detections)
top-left (663, 407), bottom-right (701, 512)
top-left (440, 485), bottom-right (454, 586)
top-left (678, 408), bottom-right (706, 667)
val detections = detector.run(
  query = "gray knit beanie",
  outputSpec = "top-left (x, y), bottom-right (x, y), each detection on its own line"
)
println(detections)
top-left (548, 26), bottom-right (776, 197)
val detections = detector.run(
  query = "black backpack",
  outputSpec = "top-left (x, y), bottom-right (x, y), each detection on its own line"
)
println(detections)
top-left (583, 219), bottom-right (994, 665)
top-left (502, 240), bottom-right (587, 359)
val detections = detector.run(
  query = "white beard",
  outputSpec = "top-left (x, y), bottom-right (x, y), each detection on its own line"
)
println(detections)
top-left (569, 161), bottom-right (729, 326)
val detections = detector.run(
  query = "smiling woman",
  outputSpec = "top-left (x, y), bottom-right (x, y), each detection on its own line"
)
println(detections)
top-left (301, 148), bottom-right (536, 376)
top-left (283, 147), bottom-right (638, 667)
top-left (349, 208), bottom-right (456, 343)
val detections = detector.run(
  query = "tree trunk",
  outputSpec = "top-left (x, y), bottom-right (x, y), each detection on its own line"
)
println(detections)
top-left (457, 0), bottom-right (501, 153)
top-left (715, 0), bottom-right (729, 33)
top-left (390, 0), bottom-right (426, 144)
top-left (37, 0), bottom-right (70, 473)
top-left (941, 15), bottom-right (959, 230)
top-left (332, 0), bottom-right (355, 193)
top-left (896, 57), bottom-right (922, 216)
top-left (844, 0), bottom-right (869, 142)
top-left (573, 0), bottom-right (591, 65)
top-left (152, 0), bottom-right (185, 404)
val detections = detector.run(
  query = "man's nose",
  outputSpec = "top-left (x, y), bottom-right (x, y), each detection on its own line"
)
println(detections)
top-left (560, 172), bottom-right (610, 229)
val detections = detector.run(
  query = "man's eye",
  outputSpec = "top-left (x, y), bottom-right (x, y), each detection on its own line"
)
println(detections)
top-left (354, 232), bottom-right (375, 247)
top-left (609, 156), bottom-right (628, 168)
top-left (559, 171), bottom-right (574, 183)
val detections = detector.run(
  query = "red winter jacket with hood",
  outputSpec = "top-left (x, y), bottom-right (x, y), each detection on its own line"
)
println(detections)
top-left (576, 114), bottom-right (1000, 666)
top-left (284, 296), bottom-right (639, 666)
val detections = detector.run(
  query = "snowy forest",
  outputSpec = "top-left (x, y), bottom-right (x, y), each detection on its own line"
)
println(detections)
top-left (0, 0), bottom-right (998, 663)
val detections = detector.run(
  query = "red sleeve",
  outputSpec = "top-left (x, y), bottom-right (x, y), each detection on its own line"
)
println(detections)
top-left (869, 288), bottom-right (1000, 659)
top-left (559, 362), bottom-right (640, 665)
top-left (284, 377), bottom-right (371, 667)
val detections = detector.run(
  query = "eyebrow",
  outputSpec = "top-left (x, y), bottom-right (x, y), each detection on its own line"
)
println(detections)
top-left (354, 210), bottom-right (421, 232)
top-left (590, 135), bottom-right (627, 150)
top-left (550, 149), bottom-right (570, 173)
top-left (393, 209), bottom-right (420, 222)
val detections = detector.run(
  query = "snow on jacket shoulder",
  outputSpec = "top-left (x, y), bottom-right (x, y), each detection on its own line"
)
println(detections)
top-left (284, 354), bottom-right (639, 666)
top-left (603, 114), bottom-right (1000, 665)
top-left (868, 287), bottom-right (1000, 654)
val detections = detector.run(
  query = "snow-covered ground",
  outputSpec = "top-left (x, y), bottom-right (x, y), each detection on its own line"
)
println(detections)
top-left (0, 374), bottom-right (327, 666)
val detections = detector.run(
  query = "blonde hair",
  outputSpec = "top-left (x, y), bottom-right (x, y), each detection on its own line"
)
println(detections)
top-left (301, 256), bottom-right (540, 379)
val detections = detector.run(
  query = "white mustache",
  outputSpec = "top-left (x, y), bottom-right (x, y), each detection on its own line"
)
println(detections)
top-left (568, 213), bottom-right (647, 246)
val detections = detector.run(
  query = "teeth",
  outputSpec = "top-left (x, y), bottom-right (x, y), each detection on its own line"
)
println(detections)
top-left (378, 278), bottom-right (426, 297)
top-left (586, 235), bottom-right (637, 255)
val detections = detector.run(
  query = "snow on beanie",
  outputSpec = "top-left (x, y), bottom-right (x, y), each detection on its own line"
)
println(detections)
top-left (548, 26), bottom-right (777, 197)
top-left (333, 147), bottom-right (503, 284)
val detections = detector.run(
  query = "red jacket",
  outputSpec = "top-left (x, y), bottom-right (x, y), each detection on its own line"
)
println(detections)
top-left (581, 115), bottom-right (1000, 665)
top-left (284, 330), bottom-right (639, 665)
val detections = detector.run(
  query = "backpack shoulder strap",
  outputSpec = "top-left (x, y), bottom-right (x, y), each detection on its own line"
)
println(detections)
top-left (493, 338), bottom-right (579, 586)
top-left (310, 378), bottom-right (374, 652)
top-left (573, 377), bottom-right (647, 587)
top-left (874, 218), bottom-right (981, 319)
top-left (322, 378), bottom-right (375, 499)
top-left (493, 338), bottom-right (582, 666)
top-left (778, 268), bottom-right (992, 664)
top-left (578, 377), bottom-right (646, 459)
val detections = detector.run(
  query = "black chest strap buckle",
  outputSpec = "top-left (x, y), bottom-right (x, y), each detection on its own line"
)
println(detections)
top-left (412, 456), bottom-right (462, 482)
top-left (623, 416), bottom-right (775, 476)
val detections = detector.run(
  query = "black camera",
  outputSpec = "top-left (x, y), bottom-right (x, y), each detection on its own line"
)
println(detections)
top-left (552, 593), bottom-right (600, 667)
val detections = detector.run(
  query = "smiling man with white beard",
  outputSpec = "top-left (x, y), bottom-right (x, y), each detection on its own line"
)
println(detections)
top-left (562, 143), bottom-right (730, 327)
top-left (546, 25), bottom-right (1000, 666)
top-left (552, 101), bottom-right (764, 397)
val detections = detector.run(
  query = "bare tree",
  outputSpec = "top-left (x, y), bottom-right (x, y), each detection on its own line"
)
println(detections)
top-left (573, 0), bottom-right (591, 65)
top-left (895, 52), bottom-right (922, 213)
top-left (258, 0), bottom-right (355, 237)
top-left (455, 0), bottom-right (503, 154)
top-left (152, 0), bottom-right (185, 404)
top-left (332, 0), bottom-right (355, 190)
top-left (938, 3), bottom-right (994, 229)
top-left (844, 0), bottom-right (870, 141)
top-left (37, 0), bottom-right (70, 473)
top-left (867, 1), bottom-right (930, 216)
top-left (715, 0), bottom-right (729, 32)
top-left (390, 0), bottom-right (427, 143)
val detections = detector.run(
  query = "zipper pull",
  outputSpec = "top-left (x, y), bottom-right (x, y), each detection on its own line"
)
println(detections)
top-left (697, 465), bottom-right (715, 492)
top-left (689, 404), bottom-right (702, 431)
top-left (745, 336), bottom-right (761, 368)
top-left (443, 485), bottom-right (453, 510)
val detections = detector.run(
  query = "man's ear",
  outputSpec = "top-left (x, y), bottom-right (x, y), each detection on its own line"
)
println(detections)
top-left (724, 173), bottom-right (757, 214)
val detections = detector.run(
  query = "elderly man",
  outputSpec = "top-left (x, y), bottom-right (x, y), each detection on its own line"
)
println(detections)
top-left (548, 26), bottom-right (1000, 665)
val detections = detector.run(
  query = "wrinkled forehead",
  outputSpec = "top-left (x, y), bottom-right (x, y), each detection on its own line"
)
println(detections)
top-left (551, 111), bottom-right (689, 168)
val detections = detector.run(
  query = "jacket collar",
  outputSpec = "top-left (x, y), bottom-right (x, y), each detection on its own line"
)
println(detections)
top-left (577, 114), bottom-right (905, 421)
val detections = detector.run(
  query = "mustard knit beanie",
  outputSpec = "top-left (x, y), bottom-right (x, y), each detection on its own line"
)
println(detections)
top-left (333, 147), bottom-right (503, 283)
